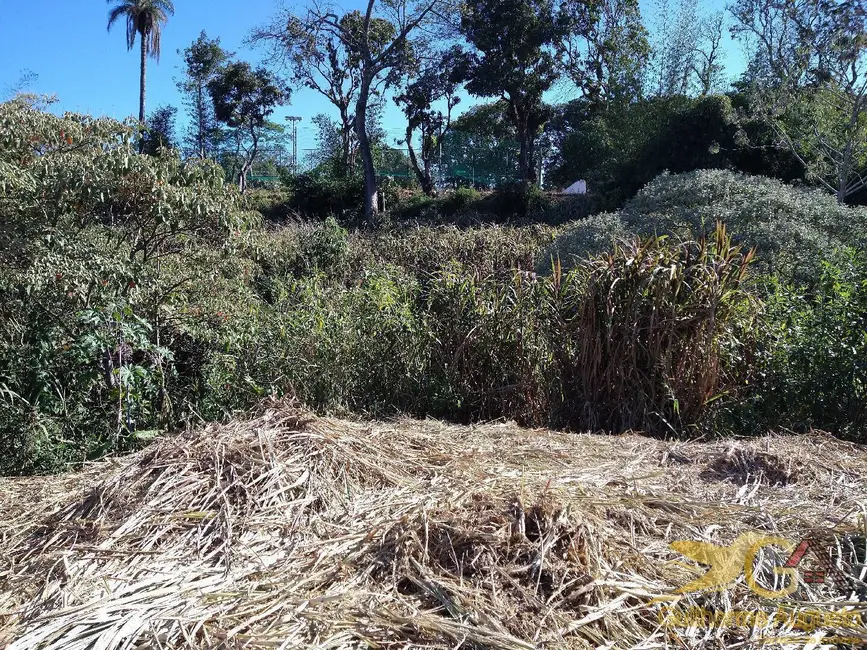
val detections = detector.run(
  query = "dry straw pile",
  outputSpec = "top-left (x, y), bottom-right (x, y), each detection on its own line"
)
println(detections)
top-left (0, 402), bottom-right (865, 649)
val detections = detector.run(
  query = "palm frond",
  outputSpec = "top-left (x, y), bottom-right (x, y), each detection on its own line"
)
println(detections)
top-left (106, 0), bottom-right (174, 57)
top-left (149, 26), bottom-right (162, 62)
top-left (155, 0), bottom-right (175, 15)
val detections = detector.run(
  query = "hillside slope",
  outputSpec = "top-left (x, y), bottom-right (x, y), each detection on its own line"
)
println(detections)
top-left (1, 404), bottom-right (865, 649)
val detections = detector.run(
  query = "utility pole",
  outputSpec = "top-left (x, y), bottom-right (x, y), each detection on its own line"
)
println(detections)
top-left (285, 116), bottom-right (302, 175)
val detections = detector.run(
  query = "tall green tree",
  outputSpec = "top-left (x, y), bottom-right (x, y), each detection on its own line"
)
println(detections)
top-left (254, 13), bottom-right (361, 178)
top-left (106, 0), bottom-right (175, 124)
top-left (647, 0), bottom-right (728, 97)
top-left (439, 102), bottom-right (520, 188)
top-left (558, 0), bottom-right (651, 109)
top-left (546, 94), bottom-right (739, 203)
top-left (458, 0), bottom-right (563, 183)
top-left (208, 62), bottom-right (289, 192)
top-left (278, 0), bottom-right (442, 223)
top-left (178, 32), bottom-right (231, 159)
top-left (691, 11), bottom-right (727, 96)
top-left (394, 48), bottom-right (462, 195)
top-left (649, 0), bottom-right (698, 96)
top-left (730, 0), bottom-right (867, 202)
top-left (142, 104), bottom-right (177, 155)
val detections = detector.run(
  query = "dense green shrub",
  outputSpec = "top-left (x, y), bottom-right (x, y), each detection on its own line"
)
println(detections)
top-left (190, 266), bottom-right (432, 420)
top-left (621, 170), bottom-right (867, 280)
top-left (392, 185), bottom-right (583, 226)
top-left (752, 250), bottom-right (867, 439)
top-left (536, 212), bottom-right (628, 273)
top-left (423, 264), bottom-right (555, 424)
top-left (282, 172), bottom-right (365, 224)
top-left (478, 181), bottom-right (552, 220)
top-left (188, 231), bottom-right (757, 435)
top-left (544, 170), bottom-right (867, 284)
top-left (532, 195), bottom-right (592, 225)
top-left (0, 100), bottom-right (252, 474)
top-left (439, 186), bottom-right (482, 215)
top-left (245, 188), bottom-right (294, 221)
top-left (547, 95), bottom-right (742, 210)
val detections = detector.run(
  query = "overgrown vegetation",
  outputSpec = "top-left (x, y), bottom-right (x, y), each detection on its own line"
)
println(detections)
top-left (543, 169), bottom-right (867, 441)
top-left (0, 100), bottom-right (251, 472)
top-left (2, 101), bottom-right (865, 477)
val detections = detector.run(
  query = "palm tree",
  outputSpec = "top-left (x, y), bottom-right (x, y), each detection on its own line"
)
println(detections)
top-left (107, 0), bottom-right (175, 124)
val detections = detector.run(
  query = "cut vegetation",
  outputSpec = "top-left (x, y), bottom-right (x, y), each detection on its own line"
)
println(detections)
top-left (1, 403), bottom-right (865, 649)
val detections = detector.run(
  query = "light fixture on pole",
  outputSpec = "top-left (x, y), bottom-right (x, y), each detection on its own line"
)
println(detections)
top-left (285, 116), bottom-right (302, 174)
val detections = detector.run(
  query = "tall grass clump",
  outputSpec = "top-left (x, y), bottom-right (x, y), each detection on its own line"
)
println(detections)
top-left (424, 264), bottom-right (555, 424)
top-left (554, 224), bottom-right (757, 434)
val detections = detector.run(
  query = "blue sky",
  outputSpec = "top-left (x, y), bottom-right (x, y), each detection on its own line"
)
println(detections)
top-left (0, 0), bottom-right (744, 152)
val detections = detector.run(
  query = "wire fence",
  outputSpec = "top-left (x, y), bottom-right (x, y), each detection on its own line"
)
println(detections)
top-left (247, 140), bottom-right (525, 190)
top-left (297, 145), bottom-right (522, 189)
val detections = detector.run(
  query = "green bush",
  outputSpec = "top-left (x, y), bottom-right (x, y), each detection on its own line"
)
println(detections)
top-left (393, 185), bottom-right (578, 226)
top-left (477, 181), bottom-right (553, 220)
top-left (532, 195), bottom-right (592, 225)
top-left (535, 212), bottom-right (628, 273)
top-left (439, 187), bottom-right (482, 215)
top-left (751, 250), bottom-right (867, 439)
top-left (283, 172), bottom-right (365, 225)
top-left (393, 191), bottom-right (439, 220)
top-left (423, 264), bottom-right (555, 424)
top-left (548, 95), bottom-right (742, 210)
top-left (191, 266), bottom-right (431, 420)
top-left (239, 227), bottom-right (759, 434)
top-left (620, 170), bottom-right (867, 282)
top-left (545, 170), bottom-right (867, 283)
top-left (245, 188), bottom-right (294, 221)
top-left (0, 100), bottom-right (252, 474)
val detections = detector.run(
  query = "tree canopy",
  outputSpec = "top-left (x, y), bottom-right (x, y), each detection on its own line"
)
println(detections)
top-left (208, 62), bottom-right (289, 192)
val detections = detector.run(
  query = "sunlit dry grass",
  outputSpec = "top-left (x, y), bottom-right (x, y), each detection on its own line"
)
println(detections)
top-left (0, 401), bottom-right (865, 649)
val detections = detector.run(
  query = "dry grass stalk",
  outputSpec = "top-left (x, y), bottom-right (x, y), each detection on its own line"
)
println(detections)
top-left (566, 223), bottom-right (756, 433)
top-left (0, 403), bottom-right (865, 649)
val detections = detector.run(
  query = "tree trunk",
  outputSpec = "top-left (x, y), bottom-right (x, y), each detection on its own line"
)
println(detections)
top-left (518, 130), bottom-right (535, 182)
top-left (406, 125), bottom-right (435, 196)
top-left (511, 102), bottom-right (536, 183)
top-left (238, 123), bottom-right (259, 194)
top-left (837, 167), bottom-right (849, 204)
top-left (340, 107), bottom-right (354, 178)
top-left (139, 34), bottom-right (147, 124)
top-left (197, 84), bottom-right (206, 158)
top-left (354, 76), bottom-right (378, 225)
top-left (238, 166), bottom-right (248, 193)
top-left (341, 128), bottom-right (352, 177)
top-left (837, 99), bottom-right (862, 204)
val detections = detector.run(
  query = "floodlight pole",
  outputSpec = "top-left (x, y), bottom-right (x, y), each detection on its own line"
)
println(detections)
top-left (286, 116), bottom-right (302, 174)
